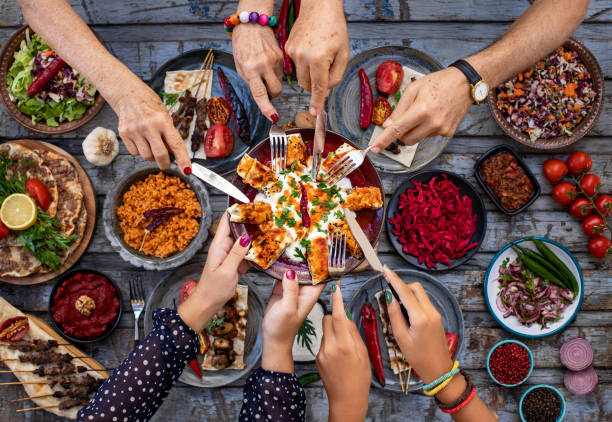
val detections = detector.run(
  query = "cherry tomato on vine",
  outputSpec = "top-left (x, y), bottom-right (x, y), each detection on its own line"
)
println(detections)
top-left (588, 236), bottom-right (611, 259)
top-left (595, 194), bottom-right (612, 217)
top-left (552, 182), bottom-right (578, 205)
top-left (582, 215), bottom-right (606, 237)
top-left (579, 174), bottom-right (601, 197)
top-left (542, 159), bottom-right (568, 184)
top-left (569, 197), bottom-right (593, 219)
top-left (566, 151), bottom-right (592, 175)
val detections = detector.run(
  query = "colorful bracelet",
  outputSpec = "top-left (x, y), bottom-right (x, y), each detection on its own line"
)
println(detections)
top-left (224, 11), bottom-right (279, 36)
top-left (435, 369), bottom-right (473, 410)
top-left (422, 361), bottom-right (460, 396)
top-left (440, 388), bottom-right (477, 414)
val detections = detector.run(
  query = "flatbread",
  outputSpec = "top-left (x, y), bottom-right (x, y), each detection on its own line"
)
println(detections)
top-left (228, 202), bottom-right (272, 225)
top-left (38, 150), bottom-right (83, 236)
top-left (246, 227), bottom-right (292, 270)
top-left (0, 245), bottom-right (42, 277)
top-left (0, 295), bottom-right (105, 419)
top-left (38, 204), bottom-right (87, 274)
top-left (306, 235), bottom-right (329, 284)
top-left (345, 187), bottom-right (383, 211)
top-left (370, 67), bottom-right (425, 168)
top-left (375, 291), bottom-right (410, 374)
top-left (201, 284), bottom-right (248, 371)
top-left (164, 69), bottom-right (213, 159)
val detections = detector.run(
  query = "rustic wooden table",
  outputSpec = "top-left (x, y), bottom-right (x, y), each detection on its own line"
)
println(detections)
top-left (0, 1), bottom-right (610, 421)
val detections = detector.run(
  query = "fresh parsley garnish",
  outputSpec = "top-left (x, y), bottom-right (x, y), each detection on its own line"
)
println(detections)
top-left (278, 195), bottom-right (287, 205)
top-left (300, 174), bottom-right (311, 182)
top-left (158, 90), bottom-right (181, 107)
top-left (324, 200), bottom-right (338, 210)
top-left (290, 179), bottom-right (299, 191)
top-left (394, 90), bottom-right (402, 103)
top-left (321, 213), bottom-right (329, 223)
top-left (291, 190), bottom-right (300, 198)
top-left (315, 223), bottom-right (328, 234)
top-left (204, 316), bottom-right (225, 334)
top-left (276, 180), bottom-right (283, 189)
top-left (334, 210), bottom-right (345, 219)
top-left (300, 238), bottom-right (312, 253)
top-left (287, 217), bottom-right (297, 228)
top-left (317, 182), bottom-right (327, 190)
top-left (274, 208), bottom-right (292, 227)
top-left (312, 196), bottom-right (320, 205)
top-left (294, 248), bottom-right (307, 262)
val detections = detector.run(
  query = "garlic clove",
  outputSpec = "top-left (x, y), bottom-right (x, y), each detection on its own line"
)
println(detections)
top-left (82, 127), bottom-right (119, 166)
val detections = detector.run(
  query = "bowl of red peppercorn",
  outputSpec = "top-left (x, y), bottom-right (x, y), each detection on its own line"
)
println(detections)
top-left (519, 384), bottom-right (566, 422)
top-left (487, 339), bottom-right (534, 387)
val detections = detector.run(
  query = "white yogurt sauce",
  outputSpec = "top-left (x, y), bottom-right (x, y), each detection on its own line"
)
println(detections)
top-left (292, 301), bottom-right (325, 361)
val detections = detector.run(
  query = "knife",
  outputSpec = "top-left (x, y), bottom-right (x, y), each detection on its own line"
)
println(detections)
top-left (311, 110), bottom-right (327, 179)
top-left (191, 162), bottom-right (249, 203)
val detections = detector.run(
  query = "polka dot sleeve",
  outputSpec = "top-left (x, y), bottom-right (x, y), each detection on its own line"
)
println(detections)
top-left (240, 367), bottom-right (306, 422)
top-left (77, 308), bottom-right (199, 422)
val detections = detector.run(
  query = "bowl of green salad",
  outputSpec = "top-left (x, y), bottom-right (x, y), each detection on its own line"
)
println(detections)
top-left (0, 25), bottom-right (105, 134)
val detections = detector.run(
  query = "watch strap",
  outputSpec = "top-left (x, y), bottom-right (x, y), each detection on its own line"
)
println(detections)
top-left (449, 59), bottom-right (482, 86)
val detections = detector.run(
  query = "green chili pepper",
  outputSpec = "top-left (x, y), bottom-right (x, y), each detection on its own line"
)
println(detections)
top-left (298, 372), bottom-right (321, 387)
top-left (288, 0), bottom-right (296, 34)
top-left (514, 245), bottom-right (572, 289)
top-left (512, 246), bottom-right (570, 290)
top-left (529, 237), bottom-right (579, 295)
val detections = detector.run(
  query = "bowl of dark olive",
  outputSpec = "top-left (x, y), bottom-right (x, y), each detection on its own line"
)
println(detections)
top-left (519, 384), bottom-right (566, 422)
top-left (474, 144), bottom-right (541, 216)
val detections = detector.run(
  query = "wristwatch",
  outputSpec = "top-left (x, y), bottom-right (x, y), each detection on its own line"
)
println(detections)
top-left (449, 59), bottom-right (489, 104)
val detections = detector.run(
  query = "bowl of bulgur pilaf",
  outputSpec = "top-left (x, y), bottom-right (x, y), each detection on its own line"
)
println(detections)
top-left (103, 164), bottom-right (212, 270)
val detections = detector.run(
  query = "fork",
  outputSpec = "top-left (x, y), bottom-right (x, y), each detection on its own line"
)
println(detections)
top-left (129, 275), bottom-right (145, 345)
top-left (322, 145), bottom-right (373, 186)
top-left (328, 231), bottom-right (347, 280)
top-left (269, 125), bottom-right (288, 172)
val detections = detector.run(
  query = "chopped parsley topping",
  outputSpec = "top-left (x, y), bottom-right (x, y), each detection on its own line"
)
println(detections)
top-left (334, 210), bottom-right (345, 219)
top-left (300, 174), bottom-right (311, 182)
top-left (274, 208), bottom-right (292, 227)
top-left (276, 180), bottom-right (283, 189)
top-left (300, 238), bottom-right (312, 253)
top-left (278, 195), bottom-right (287, 205)
top-left (312, 196), bottom-right (320, 205)
top-left (324, 200), bottom-right (338, 210)
top-left (321, 213), bottom-right (329, 223)
top-left (315, 223), bottom-right (328, 234)
top-left (291, 190), bottom-right (300, 198)
top-left (290, 179), bottom-right (299, 191)
top-left (317, 181), bottom-right (327, 190)
top-left (287, 217), bottom-right (297, 228)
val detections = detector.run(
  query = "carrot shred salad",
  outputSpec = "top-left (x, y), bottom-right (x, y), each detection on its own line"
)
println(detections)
top-left (495, 47), bottom-right (596, 141)
top-left (388, 175), bottom-right (478, 269)
top-left (117, 173), bottom-right (201, 258)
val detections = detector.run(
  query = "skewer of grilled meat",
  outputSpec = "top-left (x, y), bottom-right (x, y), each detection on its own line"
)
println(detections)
top-left (172, 90), bottom-right (197, 139)
top-left (11, 384), bottom-right (100, 403)
top-left (190, 98), bottom-right (208, 154)
top-left (0, 374), bottom-right (103, 388)
top-left (1, 363), bottom-right (109, 376)
top-left (0, 339), bottom-right (67, 352)
top-left (1, 351), bottom-right (87, 365)
top-left (16, 397), bottom-right (91, 413)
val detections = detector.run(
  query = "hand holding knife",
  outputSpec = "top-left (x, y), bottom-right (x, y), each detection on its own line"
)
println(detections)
top-left (311, 110), bottom-right (327, 179)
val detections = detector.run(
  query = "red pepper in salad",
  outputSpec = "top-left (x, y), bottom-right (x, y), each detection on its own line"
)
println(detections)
top-left (0, 316), bottom-right (29, 342)
top-left (359, 69), bottom-right (373, 130)
top-left (361, 303), bottom-right (385, 386)
top-left (0, 220), bottom-right (10, 240)
top-left (27, 56), bottom-right (66, 96)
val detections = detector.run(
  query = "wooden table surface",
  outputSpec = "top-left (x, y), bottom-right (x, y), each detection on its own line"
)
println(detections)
top-left (0, 1), bottom-right (610, 421)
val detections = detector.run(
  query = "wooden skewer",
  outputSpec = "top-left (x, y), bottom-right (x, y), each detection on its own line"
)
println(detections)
top-left (12, 394), bottom-right (52, 403)
top-left (0, 356), bottom-right (88, 362)
top-left (404, 366), bottom-right (412, 395)
top-left (0, 381), bottom-right (48, 386)
top-left (0, 369), bottom-right (110, 373)
top-left (194, 48), bottom-right (214, 98)
top-left (189, 48), bottom-right (212, 90)
top-left (17, 404), bottom-right (59, 412)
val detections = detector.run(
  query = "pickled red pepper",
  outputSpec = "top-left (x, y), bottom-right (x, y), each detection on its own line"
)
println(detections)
top-left (359, 69), bottom-right (373, 129)
top-left (361, 303), bottom-right (385, 386)
top-left (299, 181), bottom-right (310, 228)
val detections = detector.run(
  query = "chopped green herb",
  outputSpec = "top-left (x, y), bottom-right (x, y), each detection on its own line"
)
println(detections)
top-left (204, 316), bottom-right (225, 334)
top-left (300, 174), bottom-right (311, 182)
top-left (274, 208), bottom-right (292, 227)
top-left (159, 91), bottom-right (181, 107)
top-left (278, 195), bottom-right (287, 205)
top-left (394, 90), bottom-right (402, 103)
top-left (290, 179), bottom-right (299, 190)
top-left (321, 213), bottom-right (329, 223)
top-left (324, 200), bottom-right (338, 210)
top-left (317, 182), bottom-right (327, 190)
top-left (334, 210), bottom-right (345, 219)
top-left (276, 180), bottom-right (283, 189)
top-left (296, 318), bottom-right (317, 356)
top-left (312, 196), bottom-right (320, 205)
top-left (287, 217), bottom-right (297, 228)
top-left (294, 248), bottom-right (307, 262)
top-left (291, 190), bottom-right (300, 198)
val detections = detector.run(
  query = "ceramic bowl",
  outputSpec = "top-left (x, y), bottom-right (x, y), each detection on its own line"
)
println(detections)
top-left (519, 384), bottom-right (566, 422)
top-left (486, 339), bottom-right (534, 387)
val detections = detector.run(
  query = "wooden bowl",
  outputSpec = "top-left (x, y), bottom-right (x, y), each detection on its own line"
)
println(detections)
top-left (487, 38), bottom-right (604, 150)
top-left (228, 128), bottom-right (386, 284)
top-left (0, 25), bottom-right (106, 134)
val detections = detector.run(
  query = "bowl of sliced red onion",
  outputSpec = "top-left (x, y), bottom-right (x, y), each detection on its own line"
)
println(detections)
top-left (484, 237), bottom-right (584, 338)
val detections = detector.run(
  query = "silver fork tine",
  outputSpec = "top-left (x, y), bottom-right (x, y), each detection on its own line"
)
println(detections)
top-left (137, 276), bottom-right (145, 302)
top-left (327, 163), bottom-right (357, 186)
top-left (325, 158), bottom-right (354, 184)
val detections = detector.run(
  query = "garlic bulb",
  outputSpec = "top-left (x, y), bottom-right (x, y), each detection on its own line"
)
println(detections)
top-left (82, 127), bottom-right (119, 166)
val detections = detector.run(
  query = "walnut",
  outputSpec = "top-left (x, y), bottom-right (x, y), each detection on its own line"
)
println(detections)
top-left (75, 295), bottom-right (96, 317)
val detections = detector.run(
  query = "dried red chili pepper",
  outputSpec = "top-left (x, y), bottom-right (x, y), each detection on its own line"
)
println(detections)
top-left (188, 359), bottom-right (203, 378)
top-left (359, 69), bottom-right (373, 130)
top-left (0, 316), bottom-right (29, 342)
top-left (372, 97), bottom-right (391, 126)
top-left (27, 57), bottom-right (66, 96)
top-left (298, 181), bottom-right (310, 228)
top-left (278, 0), bottom-right (294, 78)
top-left (143, 207), bottom-right (182, 219)
top-left (217, 68), bottom-right (251, 144)
top-left (206, 97), bottom-right (231, 125)
top-left (361, 303), bottom-right (385, 386)
top-left (145, 209), bottom-right (184, 233)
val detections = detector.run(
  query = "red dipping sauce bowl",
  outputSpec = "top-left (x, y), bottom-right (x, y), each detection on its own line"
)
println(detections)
top-left (49, 269), bottom-right (123, 343)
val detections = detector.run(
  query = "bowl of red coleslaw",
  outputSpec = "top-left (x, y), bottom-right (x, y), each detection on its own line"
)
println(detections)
top-left (487, 38), bottom-right (604, 149)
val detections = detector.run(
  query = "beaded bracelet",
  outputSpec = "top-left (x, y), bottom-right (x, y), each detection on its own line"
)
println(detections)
top-left (435, 369), bottom-right (473, 410)
top-left (224, 11), bottom-right (279, 36)
top-left (440, 388), bottom-right (477, 414)
top-left (422, 361), bottom-right (460, 396)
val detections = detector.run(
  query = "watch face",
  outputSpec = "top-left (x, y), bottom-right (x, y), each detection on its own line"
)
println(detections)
top-left (474, 81), bottom-right (489, 102)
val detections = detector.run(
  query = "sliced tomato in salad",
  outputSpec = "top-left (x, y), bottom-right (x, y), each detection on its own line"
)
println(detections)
top-left (204, 124), bottom-right (234, 158)
top-left (25, 178), bottom-right (51, 211)
top-left (0, 220), bottom-right (9, 239)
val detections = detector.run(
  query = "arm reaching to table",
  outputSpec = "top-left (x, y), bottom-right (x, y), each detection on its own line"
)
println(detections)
top-left (77, 216), bottom-right (250, 421)
top-left (383, 267), bottom-right (497, 421)
top-left (369, 0), bottom-right (590, 151)
top-left (17, 0), bottom-right (192, 174)
top-left (239, 270), bottom-right (325, 421)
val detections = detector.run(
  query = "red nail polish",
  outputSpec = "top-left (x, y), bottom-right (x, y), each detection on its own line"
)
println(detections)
top-left (183, 167), bottom-right (192, 175)
top-left (286, 269), bottom-right (295, 280)
top-left (271, 113), bottom-right (279, 123)
top-left (240, 235), bottom-right (251, 247)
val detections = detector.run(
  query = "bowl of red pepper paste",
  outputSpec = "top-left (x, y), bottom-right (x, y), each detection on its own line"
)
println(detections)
top-left (487, 339), bottom-right (534, 387)
top-left (385, 170), bottom-right (487, 271)
top-left (474, 144), bottom-right (541, 216)
top-left (49, 269), bottom-right (122, 343)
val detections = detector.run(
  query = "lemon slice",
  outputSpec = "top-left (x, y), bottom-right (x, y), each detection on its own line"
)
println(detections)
top-left (0, 194), bottom-right (38, 231)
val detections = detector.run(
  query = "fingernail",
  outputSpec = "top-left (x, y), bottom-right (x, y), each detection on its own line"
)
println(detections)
top-left (239, 235), bottom-right (251, 247)
top-left (286, 269), bottom-right (296, 280)
top-left (371, 146), bottom-right (381, 154)
top-left (385, 289), bottom-right (393, 304)
top-left (271, 113), bottom-right (279, 123)
top-left (309, 106), bottom-right (317, 116)
top-left (183, 166), bottom-right (192, 175)
top-left (331, 283), bottom-right (337, 293)
top-left (345, 309), bottom-right (352, 321)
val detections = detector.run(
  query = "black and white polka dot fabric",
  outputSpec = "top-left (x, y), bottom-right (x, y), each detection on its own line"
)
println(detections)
top-left (77, 309), bottom-right (306, 422)
top-left (240, 368), bottom-right (306, 421)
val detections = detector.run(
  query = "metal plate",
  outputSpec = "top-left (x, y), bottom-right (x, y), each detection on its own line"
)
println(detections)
top-left (347, 269), bottom-right (464, 392)
top-left (143, 263), bottom-right (264, 388)
top-left (328, 46), bottom-right (448, 174)
top-left (148, 48), bottom-right (271, 175)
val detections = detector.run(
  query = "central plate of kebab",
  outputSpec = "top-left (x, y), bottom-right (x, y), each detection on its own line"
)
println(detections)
top-left (149, 48), bottom-right (271, 175)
